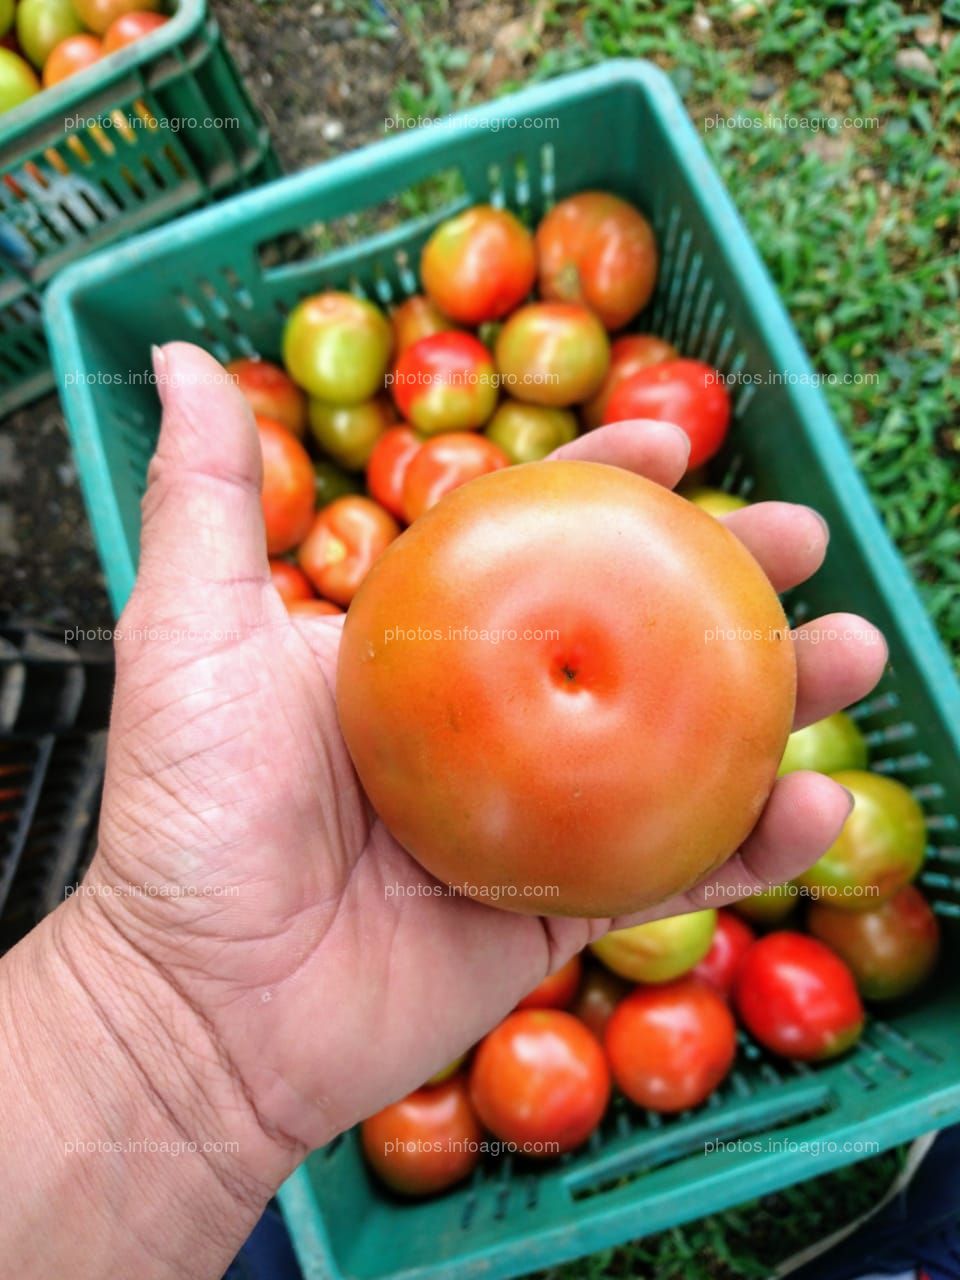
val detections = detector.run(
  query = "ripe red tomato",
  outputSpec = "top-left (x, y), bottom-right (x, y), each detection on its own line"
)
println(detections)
top-left (494, 303), bottom-right (610, 407)
top-left (516, 954), bottom-right (582, 1011)
top-left (391, 294), bottom-right (454, 356)
top-left (401, 432), bottom-right (508, 524)
top-left (590, 911), bottom-right (716, 983)
top-left (485, 400), bottom-right (578, 463)
top-left (581, 334), bottom-right (678, 430)
top-left (421, 205), bottom-right (536, 326)
top-left (338, 463), bottom-right (796, 917)
top-left (226, 357), bottom-right (307, 437)
top-left (605, 977), bottom-right (737, 1112)
top-left (308, 395), bottom-right (394, 471)
top-left (360, 1075), bottom-right (482, 1196)
top-left (691, 910), bottom-right (755, 997)
top-left (102, 10), bottom-right (167, 52)
top-left (283, 292), bottom-right (392, 404)
top-left (269, 559), bottom-right (314, 607)
top-left (366, 426), bottom-right (422, 521)
top-left (603, 359), bottom-right (731, 469)
top-left (570, 965), bottom-right (631, 1040)
top-left (734, 932), bottom-right (864, 1061)
top-left (72, 0), bottom-right (160, 35)
top-left (808, 885), bottom-right (939, 1002)
top-left (43, 33), bottom-right (101, 86)
top-left (391, 332), bottom-right (498, 435)
top-left (470, 1010), bottom-right (609, 1155)
top-left (288, 598), bottom-right (343, 617)
top-left (257, 417), bottom-right (315, 555)
top-left (536, 192), bottom-right (658, 331)
top-left (298, 495), bottom-right (399, 606)
top-left (796, 771), bottom-right (926, 912)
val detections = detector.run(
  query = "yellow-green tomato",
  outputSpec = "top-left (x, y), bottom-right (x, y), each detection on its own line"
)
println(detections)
top-left (734, 884), bottom-right (796, 925)
top-left (283, 292), bottom-right (392, 405)
top-left (308, 395), bottom-right (393, 471)
top-left (796, 770), bottom-right (926, 912)
top-left (426, 1054), bottom-right (466, 1086)
top-left (16, 0), bottom-right (84, 69)
top-left (683, 486), bottom-right (749, 518)
top-left (778, 711), bottom-right (868, 777)
top-left (0, 47), bottom-right (39, 112)
top-left (485, 400), bottom-right (578, 463)
top-left (590, 910), bottom-right (716, 983)
top-left (0, 0), bottom-right (13, 39)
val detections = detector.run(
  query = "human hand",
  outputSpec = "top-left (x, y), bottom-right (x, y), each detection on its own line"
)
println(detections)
top-left (63, 341), bottom-right (886, 1185)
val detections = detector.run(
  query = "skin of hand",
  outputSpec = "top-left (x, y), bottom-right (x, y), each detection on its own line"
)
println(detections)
top-left (0, 342), bottom-right (887, 1279)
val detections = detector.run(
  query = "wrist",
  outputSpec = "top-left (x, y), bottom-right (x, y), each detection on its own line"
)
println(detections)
top-left (0, 893), bottom-right (298, 1279)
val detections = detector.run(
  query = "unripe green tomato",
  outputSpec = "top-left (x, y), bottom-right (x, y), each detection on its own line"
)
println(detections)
top-left (590, 910), bottom-right (716, 983)
top-left (0, 47), bottom-right (40, 112)
top-left (485, 400), bottom-right (578, 463)
top-left (796, 770), bottom-right (926, 912)
top-left (778, 711), bottom-right (868, 777)
top-left (16, 0), bottom-right (84, 70)
top-left (308, 395), bottom-right (393, 471)
top-left (313, 460), bottom-right (360, 508)
top-left (735, 884), bottom-right (796, 925)
top-left (0, 0), bottom-right (14, 39)
top-left (283, 292), bottom-right (392, 405)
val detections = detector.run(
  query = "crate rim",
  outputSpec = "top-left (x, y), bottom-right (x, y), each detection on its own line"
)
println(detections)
top-left (0, 0), bottom-right (206, 147)
top-left (45, 58), bottom-right (960, 741)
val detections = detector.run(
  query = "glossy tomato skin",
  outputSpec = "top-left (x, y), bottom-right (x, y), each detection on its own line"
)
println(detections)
top-left (257, 417), bottom-right (315, 555)
top-left (485, 400), bottom-right (578, 463)
top-left (808, 884), bottom-right (939, 1002)
top-left (516, 955), bottom-right (582, 1011)
top-left (391, 332), bottom-right (498, 435)
top-left (778, 712), bottom-right (868, 778)
top-left (495, 303), bottom-right (610, 408)
top-left (298, 495), bottom-right (399, 606)
top-left (734, 932), bottom-right (864, 1061)
top-left (401, 432), bottom-right (508, 524)
top-left (605, 977), bottom-right (737, 1111)
top-left (536, 192), bottom-right (658, 331)
top-left (581, 333), bottom-right (678, 429)
top-left (288, 598), bottom-right (343, 617)
top-left (43, 33), bottom-right (102, 86)
top-left (691, 910), bottom-right (755, 997)
top-left (337, 463), bottom-right (796, 917)
top-left (308, 395), bottom-right (394, 471)
top-left (591, 911), bottom-right (716, 983)
top-left (391, 294), bottom-right (454, 356)
top-left (269, 559), bottom-right (314, 606)
top-left (796, 771), bottom-right (926, 912)
top-left (570, 965), bottom-right (631, 1040)
top-left (603, 359), bottom-right (731, 469)
top-left (71, 0), bottom-right (161, 35)
top-left (17, 0), bottom-right (83, 69)
top-left (683, 487), bottom-right (749, 518)
top-left (421, 205), bottom-right (536, 326)
top-left (470, 1010), bottom-right (609, 1155)
top-left (367, 425), bottom-right (422, 520)
top-left (102, 10), bottom-right (167, 51)
top-left (283, 292), bottom-right (392, 404)
top-left (226, 357), bottom-right (307, 437)
top-left (361, 1075), bottom-right (482, 1196)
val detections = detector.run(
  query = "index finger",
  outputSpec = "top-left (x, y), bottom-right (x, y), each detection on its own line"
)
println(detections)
top-left (549, 419), bottom-right (691, 489)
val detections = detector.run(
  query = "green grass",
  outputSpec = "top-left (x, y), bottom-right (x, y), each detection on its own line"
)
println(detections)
top-left (379, 0), bottom-right (960, 661)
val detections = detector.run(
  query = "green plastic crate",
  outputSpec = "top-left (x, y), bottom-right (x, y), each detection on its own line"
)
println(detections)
top-left (45, 61), bottom-right (960, 1280)
top-left (0, 0), bottom-right (278, 415)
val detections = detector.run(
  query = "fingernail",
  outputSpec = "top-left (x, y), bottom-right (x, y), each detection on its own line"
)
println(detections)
top-left (805, 506), bottom-right (830, 544)
top-left (840, 786), bottom-right (855, 814)
top-left (151, 344), bottom-right (168, 406)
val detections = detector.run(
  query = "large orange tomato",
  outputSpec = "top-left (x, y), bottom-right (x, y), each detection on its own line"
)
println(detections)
top-left (337, 462), bottom-right (796, 917)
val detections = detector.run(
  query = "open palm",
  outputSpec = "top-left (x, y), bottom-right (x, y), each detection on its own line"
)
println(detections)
top-left (80, 342), bottom-right (886, 1168)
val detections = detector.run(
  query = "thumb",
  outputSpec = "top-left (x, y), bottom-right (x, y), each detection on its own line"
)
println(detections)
top-left (124, 342), bottom-right (276, 638)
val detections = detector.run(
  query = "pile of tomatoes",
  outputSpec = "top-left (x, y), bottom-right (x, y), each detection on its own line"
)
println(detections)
top-left (228, 192), bottom-right (735, 617)
top-left (360, 708), bottom-right (939, 1199)
top-left (0, 0), bottom-right (167, 111)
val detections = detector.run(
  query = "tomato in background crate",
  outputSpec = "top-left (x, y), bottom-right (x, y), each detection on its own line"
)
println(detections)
top-left (692, 910), bottom-right (755, 997)
top-left (603, 358), bottom-right (731, 469)
top-left (516, 954), bottom-right (582, 1011)
top-left (401, 432), bottom-right (508, 523)
top-left (308, 396), bottom-right (394, 471)
top-left (777, 711), bottom-right (868, 777)
top-left (269, 560), bottom-right (314, 607)
top-left (581, 333), bottom-right (678, 430)
top-left (257, 417), bottom-right (315, 555)
top-left (390, 294), bottom-right (455, 356)
top-left (421, 205), bottom-right (536, 326)
top-left (391, 332), bottom-right (498, 435)
top-left (494, 302), bottom-right (609, 408)
top-left (570, 965), bottom-right (631, 1040)
top-left (591, 911), bottom-right (716, 983)
top-left (102, 10), bottom-right (168, 53)
top-left (283, 293), bottom-right (392, 405)
top-left (72, 0), bottom-right (161, 36)
top-left (226, 358), bottom-right (307, 438)
top-left (360, 1075), bottom-right (482, 1197)
top-left (485, 401), bottom-right (578, 463)
top-left (298, 496), bottom-right (399, 607)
